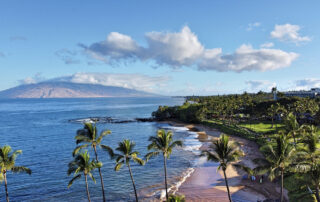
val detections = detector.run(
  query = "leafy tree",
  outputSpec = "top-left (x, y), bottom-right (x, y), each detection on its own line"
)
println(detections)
top-left (145, 129), bottom-right (183, 201)
top-left (202, 134), bottom-right (244, 202)
top-left (113, 139), bottom-right (144, 202)
top-left (0, 145), bottom-right (31, 202)
top-left (73, 122), bottom-right (112, 202)
top-left (67, 150), bottom-right (101, 202)
top-left (254, 134), bottom-right (295, 202)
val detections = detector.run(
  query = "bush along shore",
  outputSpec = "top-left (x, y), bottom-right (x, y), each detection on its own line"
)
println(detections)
top-left (153, 92), bottom-right (320, 202)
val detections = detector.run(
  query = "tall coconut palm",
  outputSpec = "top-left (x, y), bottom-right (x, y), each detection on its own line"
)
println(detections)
top-left (284, 112), bottom-right (301, 146)
top-left (268, 104), bottom-right (278, 128)
top-left (254, 133), bottom-right (295, 202)
top-left (293, 125), bottom-right (320, 201)
top-left (145, 129), bottom-right (183, 201)
top-left (67, 150), bottom-right (101, 202)
top-left (0, 145), bottom-right (31, 202)
top-left (73, 122), bottom-right (113, 202)
top-left (113, 139), bottom-right (144, 202)
top-left (202, 134), bottom-right (243, 202)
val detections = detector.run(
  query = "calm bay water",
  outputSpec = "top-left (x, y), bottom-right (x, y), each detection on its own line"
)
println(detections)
top-left (0, 97), bottom-right (201, 201)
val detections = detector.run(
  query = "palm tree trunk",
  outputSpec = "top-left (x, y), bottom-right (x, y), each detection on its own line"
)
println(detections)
top-left (128, 163), bottom-right (138, 202)
top-left (3, 171), bottom-right (9, 202)
top-left (94, 146), bottom-right (106, 202)
top-left (163, 155), bottom-right (169, 201)
top-left (315, 185), bottom-right (320, 202)
top-left (222, 168), bottom-right (232, 202)
top-left (85, 174), bottom-right (91, 202)
top-left (271, 117), bottom-right (274, 128)
top-left (280, 169), bottom-right (284, 202)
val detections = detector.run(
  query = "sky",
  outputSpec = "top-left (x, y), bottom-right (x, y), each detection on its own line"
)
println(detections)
top-left (1, 0), bottom-right (320, 95)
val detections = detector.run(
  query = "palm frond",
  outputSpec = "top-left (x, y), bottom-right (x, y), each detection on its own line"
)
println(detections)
top-left (97, 130), bottom-right (111, 143)
top-left (114, 161), bottom-right (124, 171)
top-left (68, 174), bottom-right (81, 188)
top-left (11, 166), bottom-right (31, 175)
top-left (100, 145), bottom-right (114, 158)
top-left (145, 151), bottom-right (159, 161)
top-left (72, 144), bottom-right (89, 156)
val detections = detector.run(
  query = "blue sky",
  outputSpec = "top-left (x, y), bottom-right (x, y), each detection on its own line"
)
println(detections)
top-left (1, 0), bottom-right (320, 95)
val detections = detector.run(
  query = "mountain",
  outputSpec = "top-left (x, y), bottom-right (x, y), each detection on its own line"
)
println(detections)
top-left (0, 82), bottom-right (159, 98)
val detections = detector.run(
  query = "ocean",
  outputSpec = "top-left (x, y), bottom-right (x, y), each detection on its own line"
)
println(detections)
top-left (0, 97), bottom-right (203, 201)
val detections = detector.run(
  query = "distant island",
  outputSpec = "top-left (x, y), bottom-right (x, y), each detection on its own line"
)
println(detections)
top-left (0, 82), bottom-right (159, 98)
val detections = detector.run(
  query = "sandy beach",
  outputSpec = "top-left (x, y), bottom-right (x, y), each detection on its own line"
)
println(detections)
top-left (164, 121), bottom-right (289, 202)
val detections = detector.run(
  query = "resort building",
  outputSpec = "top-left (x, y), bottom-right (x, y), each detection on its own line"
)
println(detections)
top-left (285, 88), bottom-right (320, 98)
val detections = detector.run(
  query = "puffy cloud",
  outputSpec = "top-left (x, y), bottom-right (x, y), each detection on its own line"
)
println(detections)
top-left (145, 26), bottom-right (204, 66)
top-left (260, 42), bottom-right (274, 48)
top-left (294, 78), bottom-right (320, 90)
top-left (81, 26), bottom-right (299, 72)
top-left (245, 80), bottom-right (276, 92)
top-left (55, 49), bottom-right (80, 64)
top-left (199, 44), bottom-right (298, 72)
top-left (80, 32), bottom-right (142, 63)
top-left (246, 22), bottom-right (261, 31)
top-left (271, 24), bottom-right (311, 44)
top-left (50, 73), bottom-right (170, 93)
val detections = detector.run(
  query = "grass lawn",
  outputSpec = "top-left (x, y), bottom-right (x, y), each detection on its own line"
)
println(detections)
top-left (239, 121), bottom-right (285, 134)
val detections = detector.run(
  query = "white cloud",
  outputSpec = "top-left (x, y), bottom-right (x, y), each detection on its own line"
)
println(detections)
top-left (81, 26), bottom-right (299, 72)
top-left (245, 80), bottom-right (276, 92)
top-left (50, 73), bottom-right (170, 93)
top-left (19, 73), bottom-right (45, 85)
top-left (80, 32), bottom-right (142, 63)
top-left (246, 22), bottom-right (261, 31)
top-left (145, 26), bottom-right (204, 66)
top-left (199, 44), bottom-right (298, 72)
top-left (294, 78), bottom-right (320, 90)
top-left (260, 42), bottom-right (274, 48)
top-left (271, 24), bottom-right (311, 44)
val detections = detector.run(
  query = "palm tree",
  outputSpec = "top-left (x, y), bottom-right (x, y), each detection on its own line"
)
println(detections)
top-left (73, 122), bottom-right (113, 202)
top-left (0, 145), bottom-right (31, 202)
top-left (284, 112), bottom-right (301, 146)
top-left (268, 104), bottom-right (277, 128)
top-left (113, 139), bottom-right (144, 202)
top-left (202, 134), bottom-right (243, 202)
top-left (145, 129), bottom-right (183, 201)
top-left (67, 150), bottom-right (101, 202)
top-left (293, 125), bottom-right (320, 201)
top-left (254, 133), bottom-right (295, 202)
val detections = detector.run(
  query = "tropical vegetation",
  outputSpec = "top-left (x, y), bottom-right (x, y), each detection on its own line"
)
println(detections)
top-left (202, 134), bottom-right (244, 202)
top-left (0, 145), bottom-right (32, 202)
top-left (112, 139), bottom-right (145, 202)
top-left (67, 150), bottom-right (102, 202)
top-left (145, 129), bottom-right (183, 201)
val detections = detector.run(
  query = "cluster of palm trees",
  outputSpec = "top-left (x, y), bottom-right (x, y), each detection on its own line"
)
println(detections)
top-left (67, 122), bottom-right (183, 202)
top-left (0, 145), bottom-right (31, 202)
top-left (205, 112), bottom-right (320, 202)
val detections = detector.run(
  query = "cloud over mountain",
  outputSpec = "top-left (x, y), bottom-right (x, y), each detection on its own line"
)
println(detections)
top-left (45, 73), bottom-right (170, 93)
top-left (80, 26), bottom-right (299, 72)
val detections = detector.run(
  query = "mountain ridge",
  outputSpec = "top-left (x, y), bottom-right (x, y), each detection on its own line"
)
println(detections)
top-left (0, 82), bottom-right (160, 98)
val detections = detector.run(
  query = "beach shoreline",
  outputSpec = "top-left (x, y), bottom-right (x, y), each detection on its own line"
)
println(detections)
top-left (161, 120), bottom-right (288, 202)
